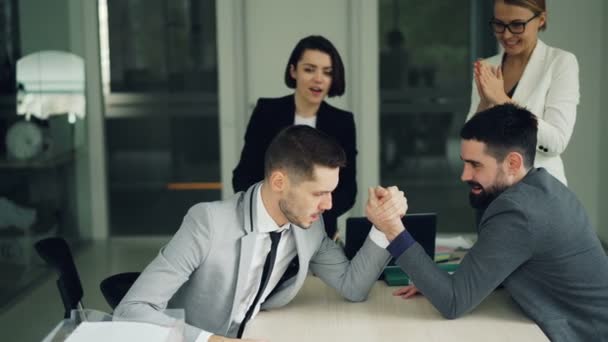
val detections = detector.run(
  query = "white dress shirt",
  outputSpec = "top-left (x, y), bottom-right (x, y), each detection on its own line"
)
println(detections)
top-left (294, 113), bottom-right (317, 127)
top-left (197, 186), bottom-right (388, 341)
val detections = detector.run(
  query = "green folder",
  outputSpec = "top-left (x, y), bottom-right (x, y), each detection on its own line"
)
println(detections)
top-left (438, 263), bottom-right (459, 273)
top-left (383, 263), bottom-right (460, 286)
top-left (383, 266), bottom-right (410, 286)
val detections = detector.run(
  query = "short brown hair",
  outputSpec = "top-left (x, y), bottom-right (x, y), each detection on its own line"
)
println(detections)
top-left (264, 125), bottom-right (346, 182)
top-left (502, 0), bottom-right (547, 30)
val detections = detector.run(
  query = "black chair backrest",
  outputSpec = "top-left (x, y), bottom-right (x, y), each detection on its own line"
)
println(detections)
top-left (100, 272), bottom-right (140, 309)
top-left (345, 213), bottom-right (437, 262)
top-left (34, 237), bottom-right (83, 318)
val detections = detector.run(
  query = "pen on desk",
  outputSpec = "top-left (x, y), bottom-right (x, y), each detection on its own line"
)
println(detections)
top-left (436, 257), bottom-right (460, 264)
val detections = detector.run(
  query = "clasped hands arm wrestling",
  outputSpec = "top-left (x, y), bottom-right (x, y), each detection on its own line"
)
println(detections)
top-left (365, 186), bottom-right (420, 300)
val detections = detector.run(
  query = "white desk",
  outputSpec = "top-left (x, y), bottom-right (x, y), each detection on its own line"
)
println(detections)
top-left (244, 276), bottom-right (548, 341)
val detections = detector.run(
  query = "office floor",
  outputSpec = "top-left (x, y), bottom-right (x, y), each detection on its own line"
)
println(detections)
top-left (0, 237), bottom-right (169, 342)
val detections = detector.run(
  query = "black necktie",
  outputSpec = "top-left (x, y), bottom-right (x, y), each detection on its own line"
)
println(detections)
top-left (237, 231), bottom-right (282, 337)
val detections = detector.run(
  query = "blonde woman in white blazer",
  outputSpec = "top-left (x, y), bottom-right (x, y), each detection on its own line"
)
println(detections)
top-left (467, 0), bottom-right (579, 185)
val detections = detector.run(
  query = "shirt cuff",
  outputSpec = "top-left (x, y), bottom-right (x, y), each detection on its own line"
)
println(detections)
top-left (386, 230), bottom-right (416, 258)
top-left (368, 225), bottom-right (390, 248)
top-left (196, 330), bottom-right (213, 342)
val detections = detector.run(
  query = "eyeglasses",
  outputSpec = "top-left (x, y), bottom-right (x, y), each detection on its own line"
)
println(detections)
top-left (489, 13), bottom-right (539, 34)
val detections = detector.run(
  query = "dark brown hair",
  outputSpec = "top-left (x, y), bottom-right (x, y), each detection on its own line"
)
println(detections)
top-left (461, 103), bottom-right (538, 169)
top-left (283, 35), bottom-right (346, 97)
top-left (264, 125), bottom-right (346, 182)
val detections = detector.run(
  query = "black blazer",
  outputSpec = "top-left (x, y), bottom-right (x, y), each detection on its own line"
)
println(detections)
top-left (232, 94), bottom-right (357, 237)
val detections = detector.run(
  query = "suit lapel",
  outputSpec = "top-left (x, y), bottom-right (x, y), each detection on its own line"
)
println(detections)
top-left (229, 184), bottom-right (260, 322)
top-left (284, 223), bottom-right (315, 300)
top-left (281, 94), bottom-right (297, 127)
top-left (315, 101), bottom-right (331, 133)
top-left (512, 39), bottom-right (547, 104)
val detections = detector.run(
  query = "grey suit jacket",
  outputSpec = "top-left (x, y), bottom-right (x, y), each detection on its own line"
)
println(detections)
top-left (395, 168), bottom-right (608, 341)
top-left (114, 183), bottom-right (390, 341)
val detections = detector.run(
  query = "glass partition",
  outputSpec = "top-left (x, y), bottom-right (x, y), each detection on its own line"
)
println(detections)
top-left (378, 0), bottom-right (496, 233)
top-left (0, 0), bottom-right (89, 310)
top-left (101, 0), bottom-right (220, 235)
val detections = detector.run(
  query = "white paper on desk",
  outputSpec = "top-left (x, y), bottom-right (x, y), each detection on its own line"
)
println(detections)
top-left (436, 236), bottom-right (474, 250)
top-left (65, 321), bottom-right (171, 342)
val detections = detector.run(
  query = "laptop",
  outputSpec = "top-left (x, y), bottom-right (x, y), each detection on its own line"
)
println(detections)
top-left (344, 213), bottom-right (437, 265)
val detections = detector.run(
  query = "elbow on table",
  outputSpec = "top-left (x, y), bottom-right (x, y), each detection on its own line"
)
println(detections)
top-left (441, 311), bottom-right (461, 320)
top-left (112, 303), bottom-right (131, 320)
top-left (113, 301), bottom-right (153, 320)
top-left (438, 305), bottom-right (469, 320)
top-left (343, 291), bottom-right (369, 303)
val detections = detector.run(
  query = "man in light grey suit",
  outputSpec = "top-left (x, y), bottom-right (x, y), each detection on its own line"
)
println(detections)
top-left (374, 104), bottom-right (608, 342)
top-left (115, 125), bottom-right (403, 342)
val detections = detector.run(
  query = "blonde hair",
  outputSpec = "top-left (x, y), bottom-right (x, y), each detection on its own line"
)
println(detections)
top-left (502, 0), bottom-right (547, 31)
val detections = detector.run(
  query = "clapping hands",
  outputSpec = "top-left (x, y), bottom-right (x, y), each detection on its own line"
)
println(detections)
top-left (474, 60), bottom-right (510, 109)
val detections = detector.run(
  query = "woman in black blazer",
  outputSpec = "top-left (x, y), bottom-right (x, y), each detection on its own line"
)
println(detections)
top-left (232, 35), bottom-right (357, 239)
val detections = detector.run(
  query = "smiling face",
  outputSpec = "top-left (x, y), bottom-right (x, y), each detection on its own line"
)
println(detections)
top-left (290, 49), bottom-right (333, 107)
top-left (278, 165), bottom-right (338, 228)
top-left (460, 139), bottom-right (511, 209)
top-left (493, 0), bottom-right (546, 57)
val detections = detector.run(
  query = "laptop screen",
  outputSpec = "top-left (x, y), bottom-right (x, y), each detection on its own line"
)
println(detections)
top-left (344, 213), bottom-right (437, 262)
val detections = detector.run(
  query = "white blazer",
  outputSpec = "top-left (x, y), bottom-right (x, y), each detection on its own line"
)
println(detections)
top-left (467, 39), bottom-right (579, 185)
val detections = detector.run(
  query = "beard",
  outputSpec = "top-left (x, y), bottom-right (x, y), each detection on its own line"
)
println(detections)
top-left (467, 181), bottom-right (508, 209)
top-left (278, 198), bottom-right (318, 229)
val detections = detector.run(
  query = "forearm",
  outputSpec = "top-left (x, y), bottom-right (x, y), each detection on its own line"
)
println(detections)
top-left (392, 243), bottom-right (475, 319)
top-left (340, 238), bottom-right (391, 301)
top-left (534, 53), bottom-right (579, 156)
top-left (535, 106), bottom-right (576, 156)
top-left (311, 236), bottom-right (390, 302)
top-left (388, 207), bottom-right (532, 319)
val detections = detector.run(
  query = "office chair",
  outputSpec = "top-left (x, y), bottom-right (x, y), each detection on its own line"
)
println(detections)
top-left (34, 237), bottom-right (84, 319)
top-left (100, 271), bottom-right (140, 309)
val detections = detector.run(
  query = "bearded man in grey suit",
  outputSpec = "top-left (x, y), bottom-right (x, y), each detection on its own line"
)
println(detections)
top-left (115, 125), bottom-right (403, 342)
top-left (376, 104), bottom-right (608, 342)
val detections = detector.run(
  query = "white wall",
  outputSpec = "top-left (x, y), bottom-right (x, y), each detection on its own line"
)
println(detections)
top-left (542, 0), bottom-right (603, 236)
